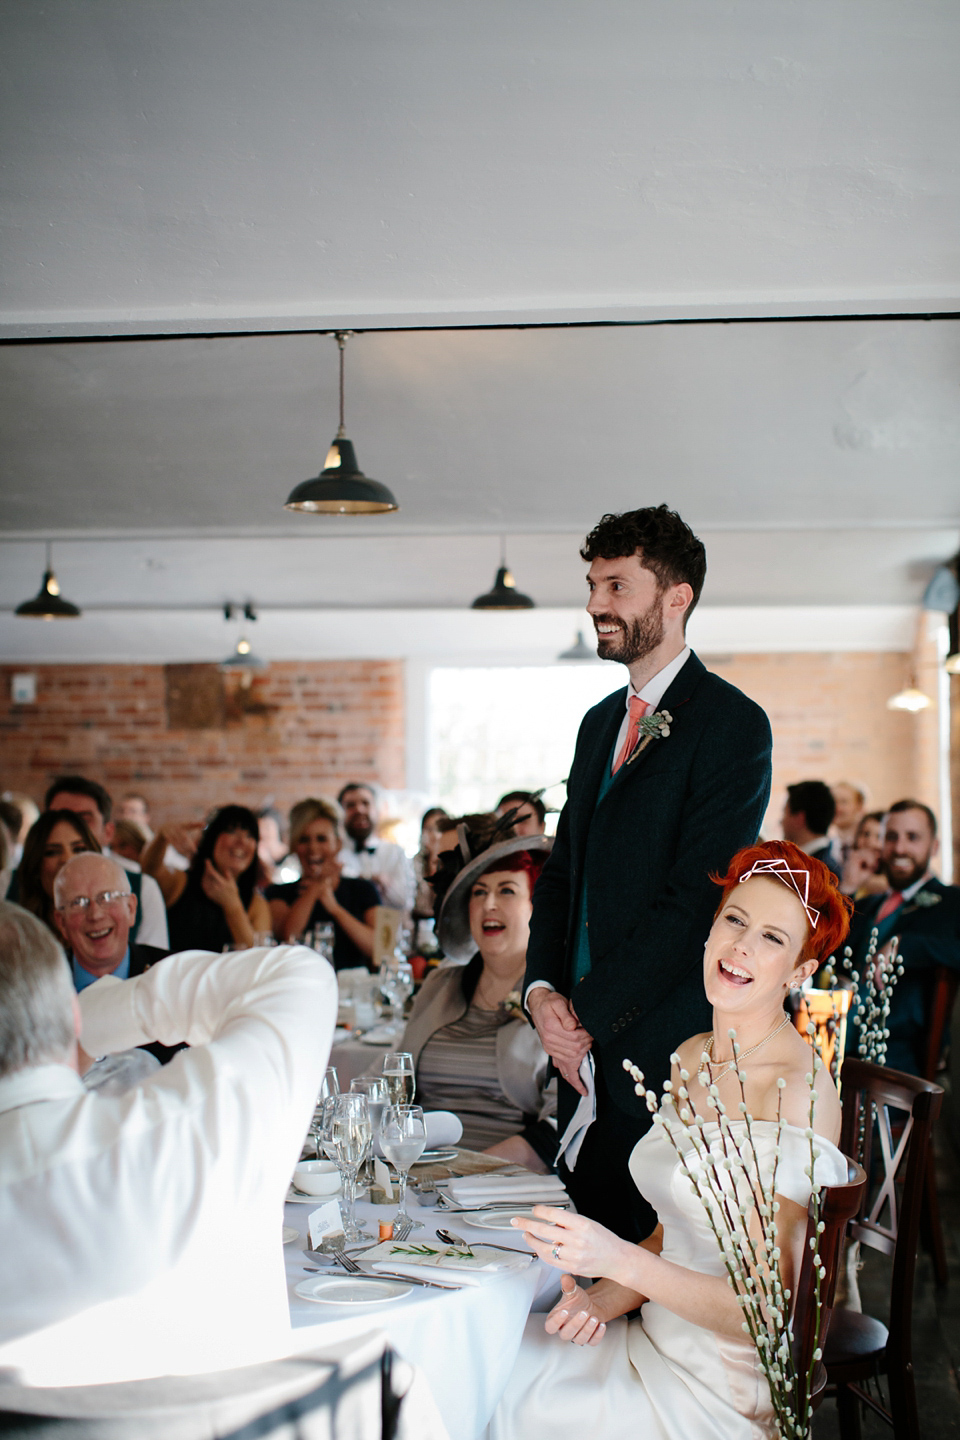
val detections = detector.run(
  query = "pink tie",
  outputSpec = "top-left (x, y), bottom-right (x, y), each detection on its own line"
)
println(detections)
top-left (876, 891), bottom-right (904, 923)
top-left (612, 696), bottom-right (651, 774)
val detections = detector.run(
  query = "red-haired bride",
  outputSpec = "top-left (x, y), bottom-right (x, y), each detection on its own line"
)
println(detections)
top-left (491, 841), bottom-right (852, 1440)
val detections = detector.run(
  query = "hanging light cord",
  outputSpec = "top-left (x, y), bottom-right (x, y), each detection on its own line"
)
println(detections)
top-left (334, 332), bottom-right (350, 440)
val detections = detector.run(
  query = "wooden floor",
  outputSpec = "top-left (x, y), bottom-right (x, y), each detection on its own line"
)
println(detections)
top-left (813, 1093), bottom-right (960, 1438)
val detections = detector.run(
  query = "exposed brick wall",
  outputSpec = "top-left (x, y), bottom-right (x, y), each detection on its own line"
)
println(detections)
top-left (0, 661), bottom-right (405, 824)
top-left (703, 649), bottom-right (941, 835)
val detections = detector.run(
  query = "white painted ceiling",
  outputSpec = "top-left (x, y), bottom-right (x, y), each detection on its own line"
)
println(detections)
top-left (1, 1), bottom-right (958, 662)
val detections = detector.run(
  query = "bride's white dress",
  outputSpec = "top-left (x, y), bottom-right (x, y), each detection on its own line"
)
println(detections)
top-left (489, 1118), bottom-right (847, 1440)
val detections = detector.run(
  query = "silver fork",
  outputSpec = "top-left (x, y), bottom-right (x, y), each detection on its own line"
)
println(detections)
top-left (392, 1216), bottom-right (414, 1243)
top-left (329, 1243), bottom-right (361, 1273)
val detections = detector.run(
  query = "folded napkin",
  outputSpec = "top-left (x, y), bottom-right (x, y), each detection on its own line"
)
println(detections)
top-left (444, 1173), bottom-right (570, 1207)
top-left (364, 1240), bottom-right (529, 1287)
top-left (554, 1052), bottom-right (596, 1171)
top-left (424, 1110), bottom-right (463, 1148)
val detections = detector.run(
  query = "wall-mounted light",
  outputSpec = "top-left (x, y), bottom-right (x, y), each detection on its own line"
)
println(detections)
top-left (284, 333), bottom-right (398, 515)
top-left (15, 543), bottom-right (81, 619)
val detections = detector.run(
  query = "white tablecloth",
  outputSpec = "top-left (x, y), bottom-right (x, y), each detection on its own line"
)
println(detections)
top-left (329, 1034), bottom-right (391, 1088)
top-left (284, 1190), bottom-right (560, 1440)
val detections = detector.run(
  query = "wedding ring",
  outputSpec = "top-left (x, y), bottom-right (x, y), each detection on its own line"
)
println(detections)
top-left (551, 1243), bottom-right (561, 1261)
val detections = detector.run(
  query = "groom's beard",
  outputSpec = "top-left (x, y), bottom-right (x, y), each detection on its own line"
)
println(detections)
top-left (594, 597), bottom-right (665, 666)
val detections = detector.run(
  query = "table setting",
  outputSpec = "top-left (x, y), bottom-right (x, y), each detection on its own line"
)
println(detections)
top-left (281, 1058), bottom-right (570, 1440)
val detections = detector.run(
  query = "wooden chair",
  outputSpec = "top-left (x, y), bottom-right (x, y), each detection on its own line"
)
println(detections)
top-left (920, 965), bottom-right (958, 1286)
top-left (792, 1156), bottom-right (867, 1416)
top-left (825, 1058), bottom-right (944, 1440)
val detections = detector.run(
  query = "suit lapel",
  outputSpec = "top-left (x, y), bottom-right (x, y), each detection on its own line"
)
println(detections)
top-left (609, 651), bottom-right (706, 789)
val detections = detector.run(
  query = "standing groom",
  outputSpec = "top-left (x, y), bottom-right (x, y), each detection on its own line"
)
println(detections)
top-left (525, 506), bottom-right (772, 1239)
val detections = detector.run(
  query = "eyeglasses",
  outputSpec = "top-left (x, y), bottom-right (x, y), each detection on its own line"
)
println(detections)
top-left (58, 889), bottom-right (131, 915)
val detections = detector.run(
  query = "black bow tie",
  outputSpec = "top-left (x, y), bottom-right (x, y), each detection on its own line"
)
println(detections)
top-left (354, 842), bottom-right (376, 854)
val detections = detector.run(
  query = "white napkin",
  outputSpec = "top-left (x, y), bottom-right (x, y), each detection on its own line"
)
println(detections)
top-left (554, 1052), bottom-right (596, 1172)
top-left (423, 1111), bottom-right (463, 1148)
top-left (364, 1240), bottom-right (528, 1287)
top-left (445, 1173), bottom-right (570, 1206)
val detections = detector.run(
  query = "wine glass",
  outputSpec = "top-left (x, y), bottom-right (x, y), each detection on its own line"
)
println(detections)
top-left (306, 1067), bottom-right (340, 1158)
top-left (328, 1093), bottom-right (373, 1242)
top-left (350, 1075), bottom-right (388, 1186)
top-left (381, 1051), bottom-right (416, 1106)
top-left (380, 1104), bottom-right (427, 1231)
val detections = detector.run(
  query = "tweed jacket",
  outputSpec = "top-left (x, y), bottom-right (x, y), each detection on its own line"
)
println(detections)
top-left (525, 651), bottom-right (772, 1116)
top-left (400, 962), bottom-right (556, 1128)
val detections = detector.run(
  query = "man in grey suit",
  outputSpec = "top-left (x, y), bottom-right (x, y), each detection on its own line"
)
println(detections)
top-left (525, 505), bottom-right (773, 1239)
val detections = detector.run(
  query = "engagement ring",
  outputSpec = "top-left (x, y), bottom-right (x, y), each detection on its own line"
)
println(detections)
top-left (552, 1243), bottom-right (561, 1260)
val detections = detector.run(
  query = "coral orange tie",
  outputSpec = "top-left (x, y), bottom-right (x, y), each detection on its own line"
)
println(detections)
top-left (612, 696), bottom-right (651, 774)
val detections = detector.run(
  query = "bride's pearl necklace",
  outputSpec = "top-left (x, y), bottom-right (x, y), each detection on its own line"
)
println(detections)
top-left (698, 1014), bottom-right (792, 1084)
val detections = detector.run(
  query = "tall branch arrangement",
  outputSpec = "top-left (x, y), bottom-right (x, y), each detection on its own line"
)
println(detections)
top-left (622, 1038), bottom-right (825, 1440)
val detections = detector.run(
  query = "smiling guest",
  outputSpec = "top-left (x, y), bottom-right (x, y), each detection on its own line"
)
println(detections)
top-left (14, 811), bottom-right (101, 936)
top-left (400, 833), bottom-right (556, 1169)
top-left (53, 852), bottom-right (166, 991)
top-left (143, 805), bottom-right (271, 952)
top-left (267, 797), bottom-right (378, 969)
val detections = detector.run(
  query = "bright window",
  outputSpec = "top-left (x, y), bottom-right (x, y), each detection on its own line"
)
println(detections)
top-left (428, 665), bottom-right (625, 818)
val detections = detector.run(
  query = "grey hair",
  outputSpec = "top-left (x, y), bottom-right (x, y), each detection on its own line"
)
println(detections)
top-left (53, 851), bottom-right (131, 910)
top-left (0, 901), bottom-right (76, 1078)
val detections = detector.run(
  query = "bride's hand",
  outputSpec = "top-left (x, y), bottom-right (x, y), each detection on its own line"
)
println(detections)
top-left (543, 1274), bottom-right (608, 1346)
top-left (512, 1205), bottom-right (634, 1282)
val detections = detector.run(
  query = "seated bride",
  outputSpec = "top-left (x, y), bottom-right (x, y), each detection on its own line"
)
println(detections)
top-left (491, 839), bottom-right (851, 1440)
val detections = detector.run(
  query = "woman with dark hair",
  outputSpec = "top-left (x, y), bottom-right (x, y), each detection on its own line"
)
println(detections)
top-left (400, 833), bottom-right (556, 1169)
top-left (16, 810), bottom-right (101, 933)
top-left (412, 805), bottom-right (448, 919)
top-left (143, 805), bottom-right (270, 952)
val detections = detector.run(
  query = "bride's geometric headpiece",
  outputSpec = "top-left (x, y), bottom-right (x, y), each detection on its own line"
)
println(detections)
top-left (738, 856), bottom-right (819, 930)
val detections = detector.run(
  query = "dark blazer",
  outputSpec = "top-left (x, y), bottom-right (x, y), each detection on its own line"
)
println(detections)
top-left (846, 877), bottom-right (960, 1074)
top-left (525, 651), bottom-right (772, 1116)
top-left (129, 944), bottom-right (169, 977)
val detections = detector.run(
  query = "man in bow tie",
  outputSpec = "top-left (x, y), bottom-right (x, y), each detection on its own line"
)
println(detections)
top-left (525, 505), bottom-right (772, 1239)
top-left (844, 799), bottom-right (960, 1075)
top-left (337, 782), bottom-right (415, 913)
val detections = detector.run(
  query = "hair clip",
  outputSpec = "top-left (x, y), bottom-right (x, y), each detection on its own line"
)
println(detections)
top-left (738, 856), bottom-right (819, 930)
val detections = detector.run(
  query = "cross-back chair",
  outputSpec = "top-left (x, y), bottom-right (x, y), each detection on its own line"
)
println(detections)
top-left (825, 1057), bottom-right (943, 1440)
top-left (920, 965), bottom-right (958, 1287)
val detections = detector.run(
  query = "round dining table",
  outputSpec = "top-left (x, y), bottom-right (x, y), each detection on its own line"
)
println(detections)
top-left (283, 1188), bottom-right (561, 1440)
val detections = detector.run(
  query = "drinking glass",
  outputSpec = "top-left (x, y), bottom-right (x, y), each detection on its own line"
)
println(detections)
top-left (380, 1104), bottom-right (427, 1230)
top-left (381, 1052), bottom-right (416, 1106)
top-left (306, 1068), bottom-right (340, 1158)
top-left (350, 1075), bottom-right (388, 1186)
top-left (328, 1093), bottom-right (373, 1242)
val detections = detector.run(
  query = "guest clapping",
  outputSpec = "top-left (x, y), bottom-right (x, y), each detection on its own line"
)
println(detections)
top-left (15, 810), bottom-right (101, 934)
top-left (267, 798), bottom-right (377, 969)
top-left (143, 805), bottom-right (271, 951)
top-left (839, 810), bottom-right (886, 898)
top-left (401, 832), bottom-right (556, 1170)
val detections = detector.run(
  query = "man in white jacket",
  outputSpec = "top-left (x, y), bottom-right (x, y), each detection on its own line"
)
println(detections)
top-left (0, 901), bottom-right (337, 1388)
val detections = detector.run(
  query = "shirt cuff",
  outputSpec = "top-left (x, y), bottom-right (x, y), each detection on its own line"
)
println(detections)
top-left (524, 980), bottom-right (556, 1011)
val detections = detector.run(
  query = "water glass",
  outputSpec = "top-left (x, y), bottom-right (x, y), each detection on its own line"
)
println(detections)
top-left (380, 1104), bottom-right (427, 1230)
top-left (306, 1068), bottom-right (340, 1158)
top-left (382, 1051), bottom-right (416, 1106)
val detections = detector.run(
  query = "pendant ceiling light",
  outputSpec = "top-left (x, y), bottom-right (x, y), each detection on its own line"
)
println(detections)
top-left (15, 542), bottom-right (81, 619)
top-left (220, 603), bottom-right (266, 678)
top-left (557, 630), bottom-right (597, 661)
top-left (886, 677), bottom-right (933, 712)
top-left (471, 539), bottom-right (536, 610)
top-left (284, 332), bottom-right (398, 515)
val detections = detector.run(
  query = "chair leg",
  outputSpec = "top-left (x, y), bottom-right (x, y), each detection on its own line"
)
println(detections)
top-left (836, 1382), bottom-right (863, 1440)
top-left (923, 1144), bottom-right (949, 1288)
top-left (887, 1360), bottom-right (921, 1440)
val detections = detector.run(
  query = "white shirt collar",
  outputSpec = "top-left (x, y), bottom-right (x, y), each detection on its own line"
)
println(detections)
top-left (0, 1063), bottom-right (84, 1116)
top-left (627, 646), bottom-right (691, 714)
top-left (887, 871), bottom-right (933, 903)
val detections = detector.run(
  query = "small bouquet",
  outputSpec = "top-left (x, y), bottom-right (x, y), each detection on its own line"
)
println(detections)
top-left (622, 1038), bottom-right (826, 1440)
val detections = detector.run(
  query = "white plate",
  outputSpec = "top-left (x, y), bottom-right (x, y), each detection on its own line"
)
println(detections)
top-left (282, 1226), bottom-right (299, 1245)
top-left (359, 1026), bottom-right (401, 1046)
top-left (294, 1275), bottom-right (412, 1305)
top-left (416, 1148), bottom-right (459, 1164)
top-left (453, 1207), bottom-right (544, 1231)
top-left (286, 1185), bottom-right (341, 1204)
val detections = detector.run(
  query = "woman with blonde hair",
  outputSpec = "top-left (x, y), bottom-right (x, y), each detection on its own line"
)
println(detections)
top-left (266, 798), bottom-right (378, 969)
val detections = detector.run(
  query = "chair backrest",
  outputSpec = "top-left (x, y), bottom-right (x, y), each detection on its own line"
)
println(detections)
top-left (922, 966), bottom-right (959, 1082)
top-left (792, 1155), bottom-right (866, 1416)
top-left (837, 1056), bottom-right (943, 1379)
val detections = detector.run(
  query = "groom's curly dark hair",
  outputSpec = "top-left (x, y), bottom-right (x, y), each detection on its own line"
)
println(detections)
top-left (580, 504), bottom-right (707, 618)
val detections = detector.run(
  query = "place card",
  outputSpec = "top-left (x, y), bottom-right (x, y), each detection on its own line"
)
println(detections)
top-left (374, 1157), bottom-right (394, 1199)
top-left (307, 1199), bottom-right (344, 1250)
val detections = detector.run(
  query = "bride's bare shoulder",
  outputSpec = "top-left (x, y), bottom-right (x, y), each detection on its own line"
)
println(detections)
top-left (674, 1032), bottom-right (712, 1075)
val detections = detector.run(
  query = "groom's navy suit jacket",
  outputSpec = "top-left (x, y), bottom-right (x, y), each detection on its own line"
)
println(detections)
top-left (526, 652), bottom-right (772, 1121)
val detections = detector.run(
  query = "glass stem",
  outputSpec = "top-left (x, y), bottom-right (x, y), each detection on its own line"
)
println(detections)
top-left (397, 1167), bottom-right (408, 1217)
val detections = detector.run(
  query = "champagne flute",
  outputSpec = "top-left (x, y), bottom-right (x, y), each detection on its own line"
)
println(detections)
top-left (380, 1104), bottom-right (427, 1231)
top-left (350, 1075), bottom-right (388, 1186)
top-left (382, 1051), bottom-right (416, 1106)
top-left (329, 1093), bottom-right (373, 1242)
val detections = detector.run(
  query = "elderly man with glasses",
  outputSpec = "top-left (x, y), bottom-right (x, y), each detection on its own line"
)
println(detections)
top-left (53, 852), bottom-right (167, 992)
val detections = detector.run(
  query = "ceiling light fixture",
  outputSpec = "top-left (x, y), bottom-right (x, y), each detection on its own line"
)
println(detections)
top-left (15, 542), bottom-right (81, 619)
top-left (472, 538), bottom-right (536, 611)
top-left (220, 601), bottom-right (266, 680)
top-left (284, 332), bottom-right (399, 515)
top-left (557, 630), bottom-right (597, 661)
top-left (886, 677), bottom-right (934, 712)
